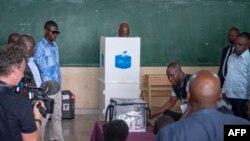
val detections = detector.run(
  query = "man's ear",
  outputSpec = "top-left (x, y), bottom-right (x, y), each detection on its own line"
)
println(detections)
top-left (219, 92), bottom-right (222, 100)
top-left (187, 92), bottom-right (191, 102)
top-left (44, 28), bottom-right (49, 35)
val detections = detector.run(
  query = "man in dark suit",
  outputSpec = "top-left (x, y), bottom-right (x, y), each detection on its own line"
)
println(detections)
top-left (218, 27), bottom-right (240, 87)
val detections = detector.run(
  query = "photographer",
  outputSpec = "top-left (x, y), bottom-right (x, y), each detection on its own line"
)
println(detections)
top-left (0, 46), bottom-right (45, 141)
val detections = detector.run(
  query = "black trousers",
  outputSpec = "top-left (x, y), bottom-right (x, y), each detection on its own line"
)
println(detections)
top-left (163, 110), bottom-right (182, 121)
top-left (227, 98), bottom-right (248, 120)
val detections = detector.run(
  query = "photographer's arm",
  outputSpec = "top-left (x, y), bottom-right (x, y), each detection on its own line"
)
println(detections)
top-left (21, 101), bottom-right (45, 141)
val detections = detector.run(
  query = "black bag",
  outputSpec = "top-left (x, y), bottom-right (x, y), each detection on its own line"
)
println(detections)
top-left (62, 90), bottom-right (75, 119)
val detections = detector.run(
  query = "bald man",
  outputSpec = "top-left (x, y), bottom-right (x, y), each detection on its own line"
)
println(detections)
top-left (17, 34), bottom-right (42, 87)
top-left (119, 23), bottom-right (130, 37)
top-left (157, 70), bottom-right (249, 141)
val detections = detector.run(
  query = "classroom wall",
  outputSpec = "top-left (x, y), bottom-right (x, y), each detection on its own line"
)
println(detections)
top-left (62, 66), bottom-right (219, 113)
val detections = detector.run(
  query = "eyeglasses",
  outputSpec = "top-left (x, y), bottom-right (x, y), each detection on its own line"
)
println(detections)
top-left (47, 29), bottom-right (60, 35)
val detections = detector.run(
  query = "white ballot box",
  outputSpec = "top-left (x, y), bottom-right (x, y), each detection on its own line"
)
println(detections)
top-left (100, 37), bottom-right (140, 83)
top-left (98, 37), bottom-right (141, 119)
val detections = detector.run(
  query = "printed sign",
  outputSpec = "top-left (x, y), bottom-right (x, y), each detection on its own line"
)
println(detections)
top-left (63, 104), bottom-right (70, 111)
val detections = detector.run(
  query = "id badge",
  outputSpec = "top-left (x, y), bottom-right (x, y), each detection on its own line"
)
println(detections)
top-left (180, 103), bottom-right (187, 113)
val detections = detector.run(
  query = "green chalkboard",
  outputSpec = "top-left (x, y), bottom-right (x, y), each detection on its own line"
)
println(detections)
top-left (0, 0), bottom-right (250, 66)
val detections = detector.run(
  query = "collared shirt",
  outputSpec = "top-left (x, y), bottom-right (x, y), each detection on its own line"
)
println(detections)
top-left (34, 38), bottom-right (61, 85)
top-left (222, 50), bottom-right (250, 99)
top-left (27, 57), bottom-right (42, 87)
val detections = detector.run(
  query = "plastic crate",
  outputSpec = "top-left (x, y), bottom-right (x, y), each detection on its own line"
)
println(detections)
top-left (105, 98), bottom-right (148, 132)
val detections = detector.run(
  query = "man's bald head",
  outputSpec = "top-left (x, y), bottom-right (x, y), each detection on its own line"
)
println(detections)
top-left (188, 70), bottom-right (221, 110)
top-left (119, 23), bottom-right (130, 37)
top-left (17, 34), bottom-right (35, 57)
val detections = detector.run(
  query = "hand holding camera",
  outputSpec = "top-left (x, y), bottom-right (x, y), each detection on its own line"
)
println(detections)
top-left (16, 80), bottom-right (60, 117)
top-left (33, 100), bottom-right (46, 119)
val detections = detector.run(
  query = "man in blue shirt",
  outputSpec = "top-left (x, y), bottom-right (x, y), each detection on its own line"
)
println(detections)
top-left (222, 32), bottom-right (250, 119)
top-left (34, 20), bottom-right (64, 141)
top-left (157, 70), bottom-right (250, 141)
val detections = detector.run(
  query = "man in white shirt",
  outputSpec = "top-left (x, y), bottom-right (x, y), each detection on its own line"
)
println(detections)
top-left (222, 32), bottom-right (250, 119)
top-left (18, 34), bottom-right (42, 87)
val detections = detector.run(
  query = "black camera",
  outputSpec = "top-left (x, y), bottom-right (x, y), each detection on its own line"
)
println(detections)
top-left (16, 77), bottom-right (60, 118)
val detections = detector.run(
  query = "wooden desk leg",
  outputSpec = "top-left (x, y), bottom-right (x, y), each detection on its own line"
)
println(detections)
top-left (148, 86), bottom-right (152, 109)
top-left (140, 90), bottom-right (146, 100)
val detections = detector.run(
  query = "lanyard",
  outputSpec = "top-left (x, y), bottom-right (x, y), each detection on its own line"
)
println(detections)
top-left (179, 88), bottom-right (186, 103)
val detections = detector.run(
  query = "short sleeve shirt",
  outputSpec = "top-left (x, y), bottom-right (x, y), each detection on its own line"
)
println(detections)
top-left (0, 86), bottom-right (37, 141)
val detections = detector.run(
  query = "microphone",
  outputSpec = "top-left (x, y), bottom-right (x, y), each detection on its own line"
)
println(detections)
top-left (25, 80), bottom-right (60, 95)
top-left (20, 80), bottom-right (59, 115)
top-left (40, 80), bottom-right (60, 95)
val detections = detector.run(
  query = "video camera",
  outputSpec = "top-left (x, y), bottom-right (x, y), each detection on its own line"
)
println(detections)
top-left (16, 79), bottom-right (60, 118)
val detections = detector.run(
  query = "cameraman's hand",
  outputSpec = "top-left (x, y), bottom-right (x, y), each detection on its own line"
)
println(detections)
top-left (33, 100), bottom-right (46, 120)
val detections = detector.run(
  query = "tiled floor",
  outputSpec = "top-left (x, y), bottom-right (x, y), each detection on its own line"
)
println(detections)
top-left (44, 114), bottom-right (98, 141)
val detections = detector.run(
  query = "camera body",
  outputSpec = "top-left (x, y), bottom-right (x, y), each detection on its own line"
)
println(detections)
top-left (24, 85), bottom-right (54, 114)
top-left (16, 71), bottom-right (55, 114)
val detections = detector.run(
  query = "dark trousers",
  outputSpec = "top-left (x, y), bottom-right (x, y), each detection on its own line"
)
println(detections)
top-left (163, 110), bottom-right (182, 121)
top-left (227, 98), bottom-right (248, 119)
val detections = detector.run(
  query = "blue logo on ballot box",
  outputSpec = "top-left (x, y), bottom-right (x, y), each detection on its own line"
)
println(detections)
top-left (115, 51), bottom-right (131, 69)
